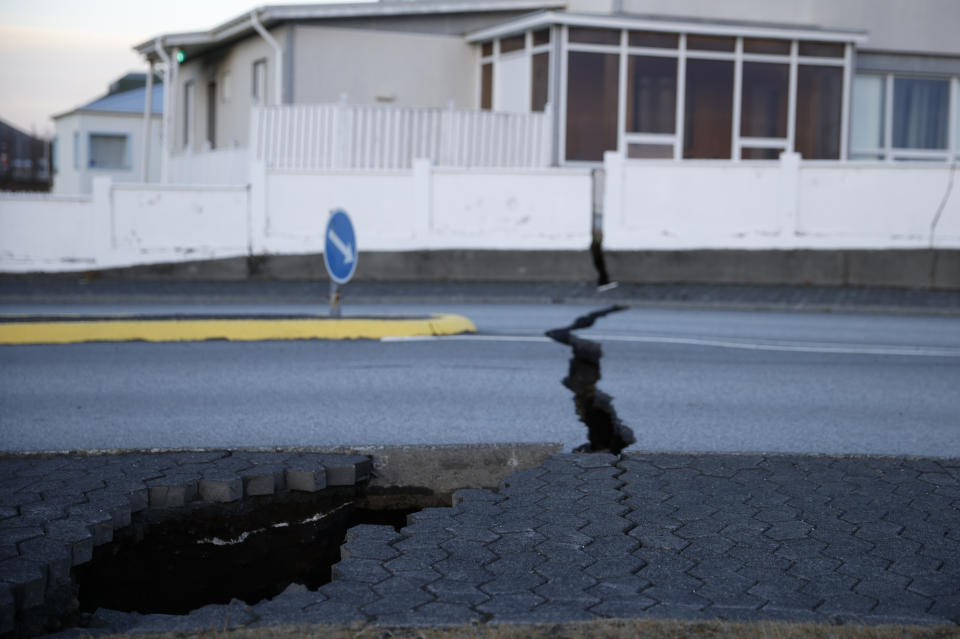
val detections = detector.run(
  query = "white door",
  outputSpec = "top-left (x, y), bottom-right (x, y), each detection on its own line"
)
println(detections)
top-left (495, 54), bottom-right (530, 113)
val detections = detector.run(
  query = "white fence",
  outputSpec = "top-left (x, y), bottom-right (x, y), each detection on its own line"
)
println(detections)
top-left (253, 103), bottom-right (553, 171)
top-left (169, 147), bottom-right (249, 185)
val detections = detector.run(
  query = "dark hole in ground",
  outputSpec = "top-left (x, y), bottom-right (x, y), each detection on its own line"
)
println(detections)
top-left (546, 305), bottom-right (636, 454)
top-left (73, 487), bottom-right (444, 616)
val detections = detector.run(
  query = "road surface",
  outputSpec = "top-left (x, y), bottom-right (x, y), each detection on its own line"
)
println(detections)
top-left (1, 303), bottom-right (958, 456)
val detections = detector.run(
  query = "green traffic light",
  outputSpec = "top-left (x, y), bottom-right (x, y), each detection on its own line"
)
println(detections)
top-left (176, 50), bottom-right (185, 64)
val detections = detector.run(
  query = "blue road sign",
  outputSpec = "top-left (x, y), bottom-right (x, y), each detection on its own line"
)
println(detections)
top-left (324, 209), bottom-right (357, 284)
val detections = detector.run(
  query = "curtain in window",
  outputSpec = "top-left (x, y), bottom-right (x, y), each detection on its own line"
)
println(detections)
top-left (893, 78), bottom-right (948, 149)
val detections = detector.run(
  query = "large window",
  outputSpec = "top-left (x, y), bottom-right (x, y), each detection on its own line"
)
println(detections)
top-left (684, 59), bottom-right (734, 159)
top-left (478, 31), bottom-right (551, 114)
top-left (252, 59), bottom-right (267, 105)
top-left (183, 80), bottom-right (195, 150)
top-left (88, 134), bottom-right (128, 169)
top-left (795, 65), bottom-right (843, 160)
top-left (565, 51), bottom-right (619, 161)
top-left (561, 26), bottom-right (850, 162)
top-left (850, 73), bottom-right (956, 161)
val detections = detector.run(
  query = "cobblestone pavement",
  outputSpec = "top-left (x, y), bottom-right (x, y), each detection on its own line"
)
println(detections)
top-left (2, 452), bottom-right (959, 636)
top-left (2, 451), bottom-right (958, 636)
top-left (0, 450), bottom-right (372, 636)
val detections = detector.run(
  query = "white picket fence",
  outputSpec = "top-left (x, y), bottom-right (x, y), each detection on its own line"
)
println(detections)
top-left (253, 102), bottom-right (553, 170)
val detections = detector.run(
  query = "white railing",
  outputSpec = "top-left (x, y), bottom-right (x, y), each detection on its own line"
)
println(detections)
top-left (169, 147), bottom-right (249, 185)
top-left (253, 102), bottom-right (553, 171)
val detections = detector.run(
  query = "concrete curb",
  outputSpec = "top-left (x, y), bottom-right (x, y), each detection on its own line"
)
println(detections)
top-left (0, 314), bottom-right (476, 345)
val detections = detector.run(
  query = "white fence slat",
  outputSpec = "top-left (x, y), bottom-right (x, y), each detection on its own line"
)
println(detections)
top-left (255, 102), bottom-right (551, 171)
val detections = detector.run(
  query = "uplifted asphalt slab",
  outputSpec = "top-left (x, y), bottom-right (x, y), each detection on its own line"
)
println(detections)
top-left (3, 449), bottom-right (958, 637)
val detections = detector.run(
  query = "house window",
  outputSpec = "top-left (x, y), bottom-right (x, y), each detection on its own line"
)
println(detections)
top-left (565, 51), bottom-right (619, 161)
top-left (72, 132), bottom-right (79, 169)
top-left (88, 134), bottom-right (127, 169)
top-left (52, 137), bottom-right (58, 173)
top-left (850, 73), bottom-right (954, 161)
top-left (740, 62), bottom-right (789, 139)
top-left (531, 52), bottom-right (549, 112)
top-left (893, 77), bottom-right (949, 150)
top-left (626, 55), bottom-right (677, 134)
top-left (252, 59), bottom-right (267, 105)
top-left (206, 81), bottom-right (217, 150)
top-left (795, 65), bottom-right (843, 159)
top-left (850, 74), bottom-right (885, 159)
top-left (481, 63), bottom-right (493, 110)
top-left (684, 59), bottom-right (734, 159)
top-left (183, 80), bottom-right (195, 149)
top-left (499, 34), bottom-right (525, 54)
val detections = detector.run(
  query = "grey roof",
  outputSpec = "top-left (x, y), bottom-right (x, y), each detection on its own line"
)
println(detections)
top-left (55, 85), bottom-right (163, 120)
top-left (134, 0), bottom-right (565, 59)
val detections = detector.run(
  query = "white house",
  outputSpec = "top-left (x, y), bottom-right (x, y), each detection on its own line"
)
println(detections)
top-left (53, 78), bottom-right (163, 194)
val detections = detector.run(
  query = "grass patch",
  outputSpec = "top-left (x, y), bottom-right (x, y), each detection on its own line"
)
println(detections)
top-left (91, 618), bottom-right (958, 639)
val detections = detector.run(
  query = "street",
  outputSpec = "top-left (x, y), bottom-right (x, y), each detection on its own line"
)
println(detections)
top-left (1, 303), bottom-right (959, 456)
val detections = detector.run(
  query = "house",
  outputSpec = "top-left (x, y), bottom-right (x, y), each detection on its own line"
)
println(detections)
top-left (0, 119), bottom-right (51, 192)
top-left (133, 0), bottom-right (960, 169)
top-left (52, 74), bottom-right (163, 195)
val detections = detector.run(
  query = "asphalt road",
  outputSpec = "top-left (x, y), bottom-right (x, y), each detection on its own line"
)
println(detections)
top-left (1, 303), bottom-right (959, 456)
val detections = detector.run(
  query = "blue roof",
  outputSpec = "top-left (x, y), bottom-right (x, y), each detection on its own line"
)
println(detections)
top-left (79, 85), bottom-right (163, 115)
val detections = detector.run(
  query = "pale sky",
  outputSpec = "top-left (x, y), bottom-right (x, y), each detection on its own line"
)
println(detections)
top-left (0, 0), bottom-right (369, 137)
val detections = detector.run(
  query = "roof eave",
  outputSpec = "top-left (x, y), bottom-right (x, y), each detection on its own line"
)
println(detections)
top-left (466, 11), bottom-right (869, 44)
top-left (134, 0), bottom-right (566, 59)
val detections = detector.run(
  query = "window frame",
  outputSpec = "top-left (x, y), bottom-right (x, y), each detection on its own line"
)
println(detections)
top-left (560, 26), bottom-right (852, 163)
top-left (86, 132), bottom-right (130, 171)
top-left (850, 71), bottom-right (959, 163)
top-left (477, 31), bottom-right (552, 114)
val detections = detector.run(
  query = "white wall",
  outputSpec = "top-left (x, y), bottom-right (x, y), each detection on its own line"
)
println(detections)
top-left (603, 152), bottom-right (960, 250)
top-left (0, 179), bottom-right (248, 272)
top-left (256, 162), bottom-right (592, 254)
top-left (292, 25), bottom-right (477, 109)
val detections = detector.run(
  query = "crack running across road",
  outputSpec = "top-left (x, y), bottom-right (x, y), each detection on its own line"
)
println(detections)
top-left (546, 305), bottom-right (636, 454)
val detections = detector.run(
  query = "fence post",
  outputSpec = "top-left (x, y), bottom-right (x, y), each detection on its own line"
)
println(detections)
top-left (777, 151), bottom-right (801, 246)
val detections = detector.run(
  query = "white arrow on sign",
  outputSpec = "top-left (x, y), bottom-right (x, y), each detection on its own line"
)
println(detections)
top-left (327, 228), bottom-right (354, 264)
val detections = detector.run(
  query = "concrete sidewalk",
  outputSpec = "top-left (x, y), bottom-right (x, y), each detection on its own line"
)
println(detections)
top-left (1, 449), bottom-right (957, 636)
top-left (3, 278), bottom-right (960, 314)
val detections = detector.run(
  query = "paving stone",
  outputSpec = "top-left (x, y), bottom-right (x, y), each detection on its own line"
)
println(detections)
top-left (146, 476), bottom-right (198, 508)
top-left (65, 504), bottom-right (114, 546)
top-left (284, 464), bottom-right (327, 493)
top-left (0, 583), bottom-right (14, 635)
top-left (487, 552), bottom-right (544, 575)
top-left (427, 579), bottom-right (490, 605)
top-left (584, 556), bottom-right (644, 579)
top-left (316, 454), bottom-right (372, 486)
top-left (43, 520), bottom-right (93, 565)
top-left (480, 572), bottom-right (545, 595)
top-left (476, 592), bottom-right (544, 615)
top-left (198, 474), bottom-right (243, 503)
top-left (412, 601), bottom-right (482, 624)
top-left (0, 557), bottom-right (46, 609)
top-left (17, 537), bottom-right (72, 585)
top-left (318, 579), bottom-right (380, 606)
top-left (301, 600), bottom-right (369, 624)
top-left (331, 557), bottom-right (390, 584)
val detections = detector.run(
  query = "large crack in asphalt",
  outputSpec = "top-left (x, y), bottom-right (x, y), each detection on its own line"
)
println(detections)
top-left (546, 305), bottom-right (636, 455)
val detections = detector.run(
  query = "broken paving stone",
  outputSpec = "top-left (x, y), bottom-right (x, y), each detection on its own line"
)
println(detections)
top-left (198, 474), bottom-right (243, 503)
top-left (240, 465), bottom-right (286, 496)
top-left (285, 464), bottom-right (327, 492)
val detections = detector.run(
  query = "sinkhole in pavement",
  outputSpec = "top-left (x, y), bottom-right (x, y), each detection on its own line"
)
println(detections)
top-left (546, 305), bottom-right (636, 455)
top-left (73, 488), bottom-right (444, 616)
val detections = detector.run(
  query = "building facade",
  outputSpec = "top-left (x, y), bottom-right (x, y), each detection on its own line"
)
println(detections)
top-left (134, 0), bottom-right (960, 169)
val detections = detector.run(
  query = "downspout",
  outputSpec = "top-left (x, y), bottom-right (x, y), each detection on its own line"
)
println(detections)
top-left (250, 9), bottom-right (283, 106)
top-left (154, 39), bottom-right (172, 183)
top-left (140, 60), bottom-right (154, 182)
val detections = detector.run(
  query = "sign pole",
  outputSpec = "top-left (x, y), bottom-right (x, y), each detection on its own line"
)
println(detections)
top-left (329, 280), bottom-right (341, 318)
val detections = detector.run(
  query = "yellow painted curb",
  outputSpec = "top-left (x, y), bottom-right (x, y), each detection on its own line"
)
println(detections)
top-left (0, 314), bottom-right (476, 345)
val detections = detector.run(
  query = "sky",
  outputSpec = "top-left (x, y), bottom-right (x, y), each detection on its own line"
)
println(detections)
top-left (0, 0), bottom-right (369, 137)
